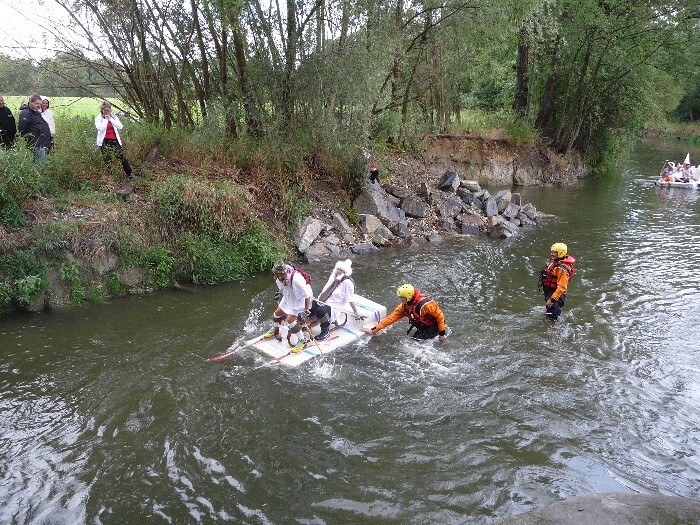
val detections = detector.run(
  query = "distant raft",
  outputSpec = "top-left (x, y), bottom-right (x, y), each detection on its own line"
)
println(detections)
top-left (246, 294), bottom-right (387, 367)
top-left (655, 178), bottom-right (700, 189)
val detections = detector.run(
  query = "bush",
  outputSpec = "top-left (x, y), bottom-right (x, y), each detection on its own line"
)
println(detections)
top-left (155, 173), bottom-right (253, 240)
top-left (0, 251), bottom-right (49, 308)
top-left (179, 224), bottom-right (281, 284)
top-left (0, 148), bottom-right (50, 228)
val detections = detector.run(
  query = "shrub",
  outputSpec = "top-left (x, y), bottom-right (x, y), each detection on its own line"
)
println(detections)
top-left (145, 247), bottom-right (177, 289)
top-left (155, 174), bottom-right (253, 240)
top-left (0, 148), bottom-right (50, 228)
top-left (0, 250), bottom-right (50, 308)
top-left (179, 224), bottom-right (281, 284)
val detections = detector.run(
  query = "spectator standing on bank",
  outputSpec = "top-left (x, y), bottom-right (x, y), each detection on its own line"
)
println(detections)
top-left (18, 94), bottom-right (51, 163)
top-left (369, 163), bottom-right (380, 184)
top-left (40, 97), bottom-right (56, 153)
top-left (0, 95), bottom-right (17, 148)
top-left (95, 100), bottom-right (133, 178)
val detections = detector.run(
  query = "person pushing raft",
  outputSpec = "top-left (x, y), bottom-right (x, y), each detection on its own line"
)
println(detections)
top-left (361, 284), bottom-right (447, 341)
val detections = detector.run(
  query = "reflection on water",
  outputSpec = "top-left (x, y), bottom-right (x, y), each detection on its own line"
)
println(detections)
top-left (1, 138), bottom-right (700, 524)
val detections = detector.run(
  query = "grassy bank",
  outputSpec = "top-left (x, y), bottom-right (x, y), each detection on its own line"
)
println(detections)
top-left (0, 107), bottom-right (369, 316)
top-left (0, 98), bottom-right (544, 316)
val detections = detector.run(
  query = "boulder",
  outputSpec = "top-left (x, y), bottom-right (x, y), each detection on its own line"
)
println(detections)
top-left (487, 220), bottom-right (519, 238)
top-left (359, 214), bottom-right (384, 234)
top-left (439, 218), bottom-right (454, 231)
top-left (418, 181), bottom-right (431, 199)
top-left (390, 222), bottom-right (411, 238)
top-left (495, 189), bottom-right (512, 213)
top-left (502, 202), bottom-right (520, 220)
top-left (401, 199), bottom-right (428, 218)
top-left (384, 185), bottom-right (414, 199)
top-left (331, 213), bottom-right (353, 235)
top-left (353, 184), bottom-right (391, 221)
top-left (520, 203), bottom-right (537, 220)
top-left (484, 197), bottom-right (498, 217)
top-left (293, 216), bottom-right (324, 253)
top-left (351, 242), bottom-right (380, 254)
top-left (460, 224), bottom-right (480, 236)
top-left (437, 198), bottom-right (464, 218)
top-left (460, 180), bottom-right (481, 192)
top-left (439, 170), bottom-right (460, 192)
top-left (303, 241), bottom-right (335, 262)
top-left (426, 233), bottom-right (443, 243)
top-left (511, 192), bottom-right (522, 206)
top-left (457, 189), bottom-right (474, 206)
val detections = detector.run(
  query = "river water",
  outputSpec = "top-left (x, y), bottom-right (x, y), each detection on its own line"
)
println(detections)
top-left (1, 138), bottom-right (699, 524)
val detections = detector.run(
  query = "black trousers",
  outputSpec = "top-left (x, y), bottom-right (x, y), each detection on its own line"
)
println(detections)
top-left (309, 300), bottom-right (332, 329)
top-left (101, 139), bottom-right (132, 177)
top-left (543, 287), bottom-right (566, 321)
top-left (410, 323), bottom-right (439, 340)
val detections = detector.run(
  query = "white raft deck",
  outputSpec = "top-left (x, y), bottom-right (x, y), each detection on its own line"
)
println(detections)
top-left (654, 178), bottom-right (700, 189)
top-left (245, 295), bottom-right (387, 367)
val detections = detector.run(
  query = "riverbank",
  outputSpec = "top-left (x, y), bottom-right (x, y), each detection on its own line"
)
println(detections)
top-left (0, 133), bottom-right (587, 316)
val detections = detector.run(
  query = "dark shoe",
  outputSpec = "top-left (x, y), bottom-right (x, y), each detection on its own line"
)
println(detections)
top-left (316, 327), bottom-right (330, 340)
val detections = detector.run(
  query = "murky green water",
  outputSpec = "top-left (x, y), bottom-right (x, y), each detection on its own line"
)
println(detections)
top-left (1, 138), bottom-right (699, 524)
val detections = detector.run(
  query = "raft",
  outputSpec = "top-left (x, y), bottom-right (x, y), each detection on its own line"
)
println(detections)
top-left (654, 178), bottom-right (700, 189)
top-left (245, 294), bottom-right (387, 367)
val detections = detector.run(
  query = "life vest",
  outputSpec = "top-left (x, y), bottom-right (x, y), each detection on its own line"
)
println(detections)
top-left (403, 289), bottom-right (437, 327)
top-left (541, 256), bottom-right (575, 290)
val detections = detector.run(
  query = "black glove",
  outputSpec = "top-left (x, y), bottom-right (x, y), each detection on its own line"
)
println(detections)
top-left (298, 309), bottom-right (311, 322)
top-left (274, 290), bottom-right (282, 301)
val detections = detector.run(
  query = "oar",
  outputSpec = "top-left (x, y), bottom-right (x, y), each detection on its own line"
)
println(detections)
top-left (206, 335), bottom-right (264, 362)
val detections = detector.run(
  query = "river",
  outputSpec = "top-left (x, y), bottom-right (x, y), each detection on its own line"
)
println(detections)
top-left (1, 138), bottom-right (699, 524)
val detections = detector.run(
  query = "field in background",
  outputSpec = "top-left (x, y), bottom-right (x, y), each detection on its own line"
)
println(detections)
top-left (2, 96), bottom-right (127, 117)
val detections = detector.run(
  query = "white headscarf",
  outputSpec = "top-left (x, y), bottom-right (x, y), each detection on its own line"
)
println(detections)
top-left (334, 259), bottom-right (352, 278)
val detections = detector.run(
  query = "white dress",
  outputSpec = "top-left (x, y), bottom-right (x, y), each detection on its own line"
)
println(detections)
top-left (277, 268), bottom-right (313, 315)
top-left (319, 275), bottom-right (355, 322)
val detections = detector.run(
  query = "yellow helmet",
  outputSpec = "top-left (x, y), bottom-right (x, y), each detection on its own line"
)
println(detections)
top-left (550, 242), bottom-right (567, 258)
top-left (397, 284), bottom-right (415, 301)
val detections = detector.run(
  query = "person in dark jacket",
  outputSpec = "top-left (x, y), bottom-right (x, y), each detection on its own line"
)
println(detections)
top-left (0, 95), bottom-right (17, 148)
top-left (18, 94), bottom-right (51, 162)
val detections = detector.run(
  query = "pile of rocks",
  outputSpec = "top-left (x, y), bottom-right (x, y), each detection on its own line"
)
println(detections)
top-left (294, 169), bottom-right (545, 262)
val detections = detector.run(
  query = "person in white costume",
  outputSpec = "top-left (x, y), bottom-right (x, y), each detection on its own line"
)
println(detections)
top-left (264, 262), bottom-right (313, 344)
top-left (308, 259), bottom-right (362, 340)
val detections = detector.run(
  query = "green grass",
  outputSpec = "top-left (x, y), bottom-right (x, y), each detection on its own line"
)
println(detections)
top-left (3, 96), bottom-right (129, 117)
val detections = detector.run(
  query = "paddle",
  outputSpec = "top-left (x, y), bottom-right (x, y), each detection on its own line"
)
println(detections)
top-left (206, 335), bottom-right (265, 362)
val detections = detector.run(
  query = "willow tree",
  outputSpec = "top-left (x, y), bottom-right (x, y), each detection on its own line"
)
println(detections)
top-left (524, 0), bottom-right (700, 156)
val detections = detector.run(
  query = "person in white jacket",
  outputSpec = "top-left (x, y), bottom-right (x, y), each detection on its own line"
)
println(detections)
top-left (40, 97), bottom-right (55, 153)
top-left (95, 100), bottom-right (133, 177)
top-left (307, 259), bottom-right (361, 340)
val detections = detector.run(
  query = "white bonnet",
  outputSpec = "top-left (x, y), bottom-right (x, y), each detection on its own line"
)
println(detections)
top-left (334, 259), bottom-right (352, 276)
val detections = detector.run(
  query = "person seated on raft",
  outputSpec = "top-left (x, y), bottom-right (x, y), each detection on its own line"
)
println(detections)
top-left (660, 161), bottom-right (676, 182)
top-left (678, 161), bottom-right (693, 183)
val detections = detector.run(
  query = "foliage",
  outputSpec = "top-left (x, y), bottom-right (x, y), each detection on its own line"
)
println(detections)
top-left (0, 148), bottom-right (50, 228)
top-left (179, 224), bottom-right (281, 285)
top-left (0, 251), bottom-right (49, 307)
top-left (505, 116), bottom-right (538, 146)
top-left (155, 174), bottom-right (253, 240)
top-left (145, 247), bottom-right (177, 289)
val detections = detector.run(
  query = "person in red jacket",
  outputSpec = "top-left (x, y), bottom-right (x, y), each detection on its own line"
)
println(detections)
top-left (540, 242), bottom-right (575, 322)
top-left (362, 284), bottom-right (447, 341)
